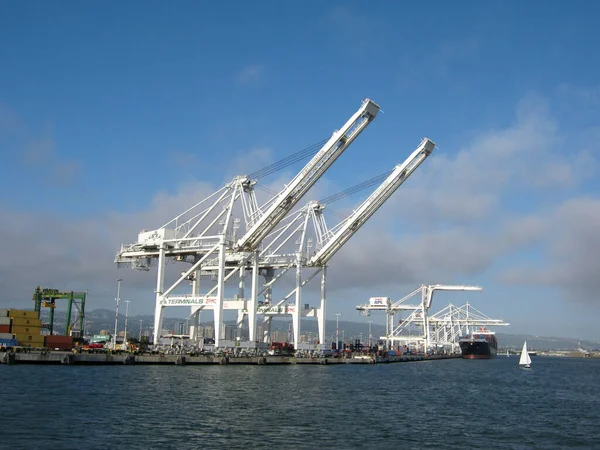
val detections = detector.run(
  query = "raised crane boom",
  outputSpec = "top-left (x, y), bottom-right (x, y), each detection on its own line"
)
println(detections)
top-left (395, 284), bottom-right (484, 310)
top-left (235, 98), bottom-right (380, 251)
top-left (309, 137), bottom-right (436, 266)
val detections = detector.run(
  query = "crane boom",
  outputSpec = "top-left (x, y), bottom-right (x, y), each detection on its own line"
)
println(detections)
top-left (309, 137), bottom-right (436, 266)
top-left (406, 284), bottom-right (483, 310)
top-left (235, 98), bottom-right (380, 251)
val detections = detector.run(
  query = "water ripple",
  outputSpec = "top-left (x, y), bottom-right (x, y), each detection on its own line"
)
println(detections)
top-left (1, 357), bottom-right (599, 449)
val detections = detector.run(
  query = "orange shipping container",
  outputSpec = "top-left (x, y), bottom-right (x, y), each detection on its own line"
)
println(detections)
top-left (11, 326), bottom-right (41, 334)
top-left (0, 325), bottom-right (10, 333)
top-left (11, 317), bottom-right (42, 327)
top-left (8, 310), bottom-right (38, 319)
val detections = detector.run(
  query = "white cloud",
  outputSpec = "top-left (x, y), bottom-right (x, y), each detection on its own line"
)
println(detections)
top-left (1, 90), bottom-right (599, 322)
top-left (227, 146), bottom-right (273, 179)
top-left (0, 180), bottom-right (218, 311)
top-left (313, 92), bottom-right (600, 308)
top-left (431, 37), bottom-right (481, 76)
top-left (22, 136), bottom-right (54, 164)
top-left (498, 198), bottom-right (600, 304)
top-left (21, 135), bottom-right (81, 186)
top-left (362, 94), bottom-right (595, 234)
top-left (1, 106), bottom-right (82, 186)
top-left (171, 150), bottom-right (197, 166)
top-left (0, 102), bottom-right (22, 135)
top-left (397, 37), bottom-right (482, 89)
top-left (234, 65), bottom-right (264, 85)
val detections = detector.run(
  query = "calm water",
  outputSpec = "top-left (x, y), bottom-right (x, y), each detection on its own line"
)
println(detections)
top-left (1, 356), bottom-right (599, 449)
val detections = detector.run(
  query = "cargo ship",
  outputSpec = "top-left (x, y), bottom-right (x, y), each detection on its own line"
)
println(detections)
top-left (459, 328), bottom-right (497, 359)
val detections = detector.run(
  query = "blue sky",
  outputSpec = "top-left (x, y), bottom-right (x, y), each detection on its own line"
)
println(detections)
top-left (1, 1), bottom-right (599, 340)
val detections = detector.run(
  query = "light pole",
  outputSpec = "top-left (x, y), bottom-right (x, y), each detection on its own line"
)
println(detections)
top-left (113, 278), bottom-right (122, 350)
top-left (139, 319), bottom-right (143, 341)
top-left (335, 313), bottom-right (341, 350)
top-left (123, 300), bottom-right (131, 350)
top-left (368, 320), bottom-right (373, 347)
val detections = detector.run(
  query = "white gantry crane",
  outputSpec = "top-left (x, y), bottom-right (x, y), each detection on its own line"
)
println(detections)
top-left (356, 284), bottom-right (483, 351)
top-left (115, 98), bottom-right (380, 348)
top-left (252, 137), bottom-right (436, 348)
top-left (429, 302), bottom-right (510, 353)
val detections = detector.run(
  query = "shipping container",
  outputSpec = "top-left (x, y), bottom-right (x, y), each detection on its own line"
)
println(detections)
top-left (0, 325), bottom-right (10, 333)
top-left (0, 317), bottom-right (10, 326)
top-left (0, 309), bottom-right (8, 317)
top-left (14, 333), bottom-right (45, 345)
top-left (45, 336), bottom-right (73, 349)
top-left (0, 332), bottom-right (15, 340)
top-left (11, 326), bottom-right (41, 334)
top-left (91, 335), bottom-right (111, 343)
top-left (45, 335), bottom-right (72, 342)
top-left (368, 297), bottom-right (389, 306)
top-left (0, 338), bottom-right (18, 347)
top-left (11, 317), bottom-right (42, 327)
top-left (9, 310), bottom-right (39, 319)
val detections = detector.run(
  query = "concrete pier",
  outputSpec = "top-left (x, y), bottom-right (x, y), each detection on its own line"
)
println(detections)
top-left (0, 350), bottom-right (461, 366)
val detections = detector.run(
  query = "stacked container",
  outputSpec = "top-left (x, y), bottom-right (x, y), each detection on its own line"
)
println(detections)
top-left (0, 309), bottom-right (12, 341)
top-left (9, 310), bottom-right (44, 347)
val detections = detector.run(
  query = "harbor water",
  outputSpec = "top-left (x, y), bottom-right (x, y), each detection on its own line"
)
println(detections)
top-left (1, 356), bottom-right (599, 449)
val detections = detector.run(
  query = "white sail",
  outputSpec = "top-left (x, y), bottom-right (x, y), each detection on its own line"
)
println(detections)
top-left (519, 341), bottom-right (532, 366)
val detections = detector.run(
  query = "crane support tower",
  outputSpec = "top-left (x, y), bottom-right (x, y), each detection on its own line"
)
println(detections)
top-left (356, 284), bottom-right (483, 351)
top-left (114, 97), bottom-right (438, 352)
top-left (221, 136), bottom-right (437, 349)
top-left (32, 287), bottom-right (87, 337)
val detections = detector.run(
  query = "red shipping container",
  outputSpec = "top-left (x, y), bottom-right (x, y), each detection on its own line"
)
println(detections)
top-left (0, 325), bottom-right (10, 333)
top-left (44, 335), bottom-right (73, 349)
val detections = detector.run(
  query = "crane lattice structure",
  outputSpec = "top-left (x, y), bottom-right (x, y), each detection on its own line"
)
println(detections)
top-left (428, 302), bottom-right (510, 353)
top-left (356, 285), bottom-right (483, 351)
top-left (251, 136), bottom-right (435, 348)
top-left (115, 98), bottom-right (436, 350)
top-left (32, 287), bottom-right (87, 337)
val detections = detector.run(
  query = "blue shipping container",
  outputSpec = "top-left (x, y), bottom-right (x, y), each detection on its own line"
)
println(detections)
top-left (0, 338), bottom-right (18, 347)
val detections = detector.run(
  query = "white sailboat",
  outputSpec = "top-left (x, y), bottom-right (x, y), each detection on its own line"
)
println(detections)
top-left (506, 349), bottom-right (510, 357)
top-left (519, 341), bottom-right (532, 368)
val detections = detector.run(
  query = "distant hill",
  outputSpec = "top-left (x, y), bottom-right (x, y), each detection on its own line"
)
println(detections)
top-left (39, 308), bottom-right (599, 351)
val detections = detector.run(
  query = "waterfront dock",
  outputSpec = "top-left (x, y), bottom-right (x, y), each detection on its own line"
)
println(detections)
top-left (0, 350), bottom-right (461, 366)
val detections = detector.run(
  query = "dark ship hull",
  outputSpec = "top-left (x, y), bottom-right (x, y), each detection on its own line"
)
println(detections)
top-left (459, 331), bottom-right (498, 359)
